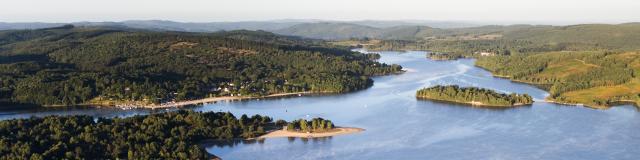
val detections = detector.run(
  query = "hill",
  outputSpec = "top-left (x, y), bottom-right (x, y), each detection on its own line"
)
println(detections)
top-left (362, 23), bottom-right (640, 56)
top-left (500, 23), bottom-right (640, 50)
top-left (274, 23), bottom-right (457, 40)
top-left (0, 20), bottom-right (479, 32)
top-left (0, 25), bottom-right (402, 107)
top-left (476, 51), bottom-right (640, 108)
top-left (273, 22), bottom-right (382, 40)
top-left (0, 20), bottom-right (304, 32)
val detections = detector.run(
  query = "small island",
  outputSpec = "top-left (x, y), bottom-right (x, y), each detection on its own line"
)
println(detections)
top-left (416, 85), bottom-right (534, 107)
top-left (259, 118), bottom-right (364, 139)
top-left (427, 52), bottom-right (463, 60)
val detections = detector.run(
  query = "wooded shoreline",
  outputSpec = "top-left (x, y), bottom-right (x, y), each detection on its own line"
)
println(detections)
top-left (417, 96), bottom-right (532, 108)
top-left (113, 91), bottom-right (329, 109)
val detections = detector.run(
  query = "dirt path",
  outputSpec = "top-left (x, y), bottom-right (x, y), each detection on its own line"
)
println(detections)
top-left (575, 59), bottom-right (601, 68)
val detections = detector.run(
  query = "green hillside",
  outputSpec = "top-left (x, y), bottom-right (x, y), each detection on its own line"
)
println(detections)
top-left (274, 22), bottom-right (382, 40)
top-left (501, 24), bottom-right (640, 50)
top-left (476, 51), bottom-right (640, 108)
top-left (360, 24), bottom-right (640, 58)
top-left (352, 23), bottom-right (640, 108)
top-left (0, 25), bottom-right (402, 107)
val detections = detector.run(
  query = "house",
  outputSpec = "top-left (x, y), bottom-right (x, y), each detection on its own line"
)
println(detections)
top-left (475, 52), bottom-right (495, 56)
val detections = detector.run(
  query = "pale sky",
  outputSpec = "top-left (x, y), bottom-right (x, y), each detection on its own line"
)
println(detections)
top-left (1, 0), bottom-right (639, 24)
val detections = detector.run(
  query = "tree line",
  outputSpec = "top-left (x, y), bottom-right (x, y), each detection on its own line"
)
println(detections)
top-left (0, 110), bottom-right (283, 159)
top-left (416, 85), bottom-right (533, 107)
top-left (286, 118), bottom-right (334, 132)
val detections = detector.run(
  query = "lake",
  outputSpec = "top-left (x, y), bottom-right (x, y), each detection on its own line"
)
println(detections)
top-left (1, 50), bottom-right (639, 160)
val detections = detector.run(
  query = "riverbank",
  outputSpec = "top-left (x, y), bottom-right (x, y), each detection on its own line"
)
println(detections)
top-left (148, 91), bottom-right (324, 109)
top-left (82, 91), bottom-right (325, 109)
top-left (257, 127), bottom-right (364, 139)
top-left (545, 98), bottom-right (640, 110)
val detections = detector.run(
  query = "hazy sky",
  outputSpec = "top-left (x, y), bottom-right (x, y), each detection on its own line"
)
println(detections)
top-left (2, 0), bottom-right (639, 24)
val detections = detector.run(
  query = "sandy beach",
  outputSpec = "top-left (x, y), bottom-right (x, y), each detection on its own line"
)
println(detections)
top-left (257, 127), bottom-right (364, 139)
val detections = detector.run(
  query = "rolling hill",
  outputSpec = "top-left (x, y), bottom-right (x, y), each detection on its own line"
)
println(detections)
top-left (0, 25), bottom-right (402, 107)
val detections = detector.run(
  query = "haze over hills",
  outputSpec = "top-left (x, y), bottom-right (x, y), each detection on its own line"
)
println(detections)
top-left (0, 19), bottom-right (479, 32)
top-left (272, 22), bottom-right (382, 40)
top-left (0, 20), bottom-right (303, 32)
top-left (3, 20), bottom-right (639, 43)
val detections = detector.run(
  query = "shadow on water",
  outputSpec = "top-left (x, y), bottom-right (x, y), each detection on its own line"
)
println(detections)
top-left (203, 139), bottom-right (266, 148)
top-left (204, 136), bottom-right (333, 148)
top-left (0, 102), bottom-right (41, 112)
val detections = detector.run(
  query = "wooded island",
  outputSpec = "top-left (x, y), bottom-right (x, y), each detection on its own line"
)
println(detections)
top-left (416, 85), bottom-right (534, 107)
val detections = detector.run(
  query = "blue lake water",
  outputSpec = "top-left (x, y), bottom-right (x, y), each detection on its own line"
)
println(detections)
top-left (1, 50), bottom-right (639, 160)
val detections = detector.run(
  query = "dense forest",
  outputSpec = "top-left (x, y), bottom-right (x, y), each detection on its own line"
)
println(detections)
top-left (366, 38), bottom-right (606, 60)
top-left (286, 118), bottom-right (334, 132)
top-left (0, 25), bottom-right (402, 107)
top-left (0, 110), bottom-right (286, 159)
top-left (349, 23), bottom-right (640, 108)
top-left (416, 85), bottom-right (533, 107)
top-left (356, 23), bottom-right (640, 60)
top-left (476, 51), bottom-right (640, 108)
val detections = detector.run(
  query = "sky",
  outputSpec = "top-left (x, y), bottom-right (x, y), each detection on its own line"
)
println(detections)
top-left (1, 0), bottom-right (639, 24)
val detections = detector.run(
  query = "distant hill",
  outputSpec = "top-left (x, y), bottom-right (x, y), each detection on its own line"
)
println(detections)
top-left (3, 21), bottom-right (639, 49)
top-left (0, 22), bottom-right (65, 30)
top-left (0, 20), bottom-right (478, 32)
top-left (347, 20), bottom-right (478, 28)
top-left (273, 22), bottom-right (382, 40)
top-left (0, 20), bottom-right (305, 32)
top-left (274, 23), bottom-right (460, 40)
top-left (273, 23), bottom-right (550, 40)
top-left (500, 23), bottom-right (640, 50)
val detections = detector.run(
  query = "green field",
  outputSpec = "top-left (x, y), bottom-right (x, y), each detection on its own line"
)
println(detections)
top-left (556, 78), bottom-right (640, 108)
top-left (477, 51), bottom-right (640, 108)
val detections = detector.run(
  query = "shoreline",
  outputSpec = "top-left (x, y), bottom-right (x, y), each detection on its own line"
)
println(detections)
top-left (255, 127), bottom-right (364, 139)
top-left (417, 96), bottom-right (533, 108)
top-left (66, 91), bottom-right (328, 109)
top-left (148, 91), bottom-right (325, 109)
top-left (545, 98), bottom-right (640, 110)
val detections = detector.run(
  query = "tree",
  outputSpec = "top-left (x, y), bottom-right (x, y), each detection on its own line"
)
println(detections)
top-left (299, 119), bottom-right (308, 132)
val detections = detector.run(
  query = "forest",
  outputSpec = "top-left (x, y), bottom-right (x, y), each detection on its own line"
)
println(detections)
top-left (357, 23), bottom-right (640, 60)
top-left (476, 51), bottom-right (640, 108)
top-left (351, 23), bottom-right (640, 108)
top-left (0, 110), bottom-right (286, 159)
top-left (286, 118), bottom-right (335, 132)
top-left (0, 25), bottom-right (402, 107)
top-left (416, 85), bottom-right (533, 107)
top-left (366, 39), bottom-right (602, 60)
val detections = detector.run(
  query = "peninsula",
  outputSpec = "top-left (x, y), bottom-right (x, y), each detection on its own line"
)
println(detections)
top-left (0, 25), bottom-right (402, 109)
top-left (0, 110), bottom-right (355, 159)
